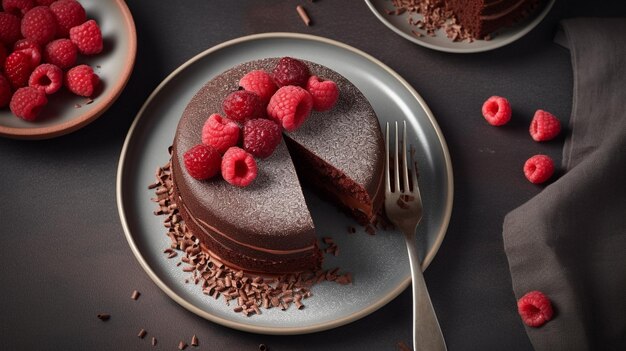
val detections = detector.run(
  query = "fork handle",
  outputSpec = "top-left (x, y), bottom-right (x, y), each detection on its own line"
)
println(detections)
top-left (404, 228), bottom-right (447, 351)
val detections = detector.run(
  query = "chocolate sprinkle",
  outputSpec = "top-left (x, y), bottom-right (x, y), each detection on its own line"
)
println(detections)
top-left (178, 341), bottom-right (187, 350)
top-left (191, 334), bottom-right (199, 347)
top-left (151, 159), bottom-right (354, 316)
top-left (131, 290), bottom-right (141, 300)
top-left (151, 337), bottom-right (157, 346)
top-left (96, 313), bottom-right (110, 321)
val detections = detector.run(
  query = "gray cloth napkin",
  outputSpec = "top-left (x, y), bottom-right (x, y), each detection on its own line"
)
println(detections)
top-left (503, 18), bottom-right (626, 350)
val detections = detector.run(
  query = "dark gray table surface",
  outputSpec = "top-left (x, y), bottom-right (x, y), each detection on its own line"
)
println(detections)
top-left (1, 1), bottom-right (624, 350)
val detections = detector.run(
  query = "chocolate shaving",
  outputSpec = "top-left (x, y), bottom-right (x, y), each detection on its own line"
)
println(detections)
top-left (191, 334), bottom-right (199, 347)
top-left (152, 159), bottom-right (353, 317)
top-left (96, 313), bottom-right (110, 321)
top-left (151, 337), bottom-right (157, 346)
top-left (296, 5), bottom-right (311, 26)
top-left (131, 290), bottom-right (141, 300)
top-left (397, 341), bottom-right (412, 351)
top-left (138, 329), bottom-right (147, 339)
top-left (178, 341), bottom-right (187, 350)
top-left (387, 0), bottom-right (475, 41)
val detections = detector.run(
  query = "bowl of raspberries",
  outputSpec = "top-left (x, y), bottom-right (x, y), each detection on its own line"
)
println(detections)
top-left (0, 0), bottom-right (136, 139)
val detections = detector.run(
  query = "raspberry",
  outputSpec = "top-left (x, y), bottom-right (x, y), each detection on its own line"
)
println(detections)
top-left (266, 85), bottom-right (313, 131)
top-left (50, 0), bottom-right (86, 37)
top-left (15, 45), bottom-right (41, 67)
top-left (530, 110), bottom-right (561, 142)
top-left (482, 96), bottom-right (512, 126)
top-left (34, 0), bottom-right (55, 5)
top-left (201, 113), bottom-right (240, 154)
top-left (28, 63), bottom-right (62, 94)
top-left (65, 64), bottom-right (99, 97)
top-left (0, 45), bottom-right (6, 68)
top-left (239, 70), bottom-right (278, 104)
top-left (43, 38), bottom-right (77, 69)
top-left (0, 12), bottom-right (21, 45)
top-left (4, 50), bottom-right (33, 88)
top-left (221, 147), bottom-right (257, 187)
top-left (222, 90), bottom-right (263, 122)
top-left (243, 118), bottom-right (282, 158)
top-left (9, 86), bottom-right (47, 121)
top-left (517, 291), bottom-right (554, 327)
top-left (21, 6), bottom-right (57, 46)
top-left (13, 38), bottom-right (39, 51)
top-left (306, 75), bottom-right (339, 111)
top-left (69, 19), bottom-right (103, 55)
top-left (183, 144), bottom-right (222, 180)
top-left (0, 74), bottom-right (11, 108)
top-left (523, 155), bottom-right (554, 184)
top-left (3, 0), bottom-right (35, 16)
top-left (272, 57), bottom-right (310, 87)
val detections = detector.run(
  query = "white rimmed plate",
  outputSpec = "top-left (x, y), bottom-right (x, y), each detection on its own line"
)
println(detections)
top-left (0, 0), bottom-right (136, 139)
top-left (117, 33), bottom-right (453, 335)
top-left (364, 0), bottom-right (556, 53)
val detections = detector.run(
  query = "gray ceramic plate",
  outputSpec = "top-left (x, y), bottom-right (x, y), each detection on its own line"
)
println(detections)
top-left (364, 0), bottom-right (555, 53)
top-left (117, 33), bottom-right (453, 335)
top-left (0, 0), bottom-right (136, 139)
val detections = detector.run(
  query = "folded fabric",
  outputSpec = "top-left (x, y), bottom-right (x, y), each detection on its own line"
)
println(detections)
top-left (503, 18), bottom-right (626, 350)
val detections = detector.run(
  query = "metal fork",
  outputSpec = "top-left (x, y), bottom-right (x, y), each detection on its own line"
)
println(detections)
top-left (384, 121), bottom-right (446, 351)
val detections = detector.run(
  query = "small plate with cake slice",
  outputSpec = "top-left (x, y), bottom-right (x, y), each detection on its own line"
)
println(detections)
top-left (365, 0), bottom-right (556, 53)
top-left (117, 33), bottom-right (453, 334)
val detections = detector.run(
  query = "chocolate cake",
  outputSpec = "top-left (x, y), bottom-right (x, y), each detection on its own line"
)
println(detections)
top-left (170, 58), bottom-right (384, 274)
top-left (445, 0), bottom-right (543, 39)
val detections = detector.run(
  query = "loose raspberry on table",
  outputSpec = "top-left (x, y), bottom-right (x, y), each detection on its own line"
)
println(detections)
top-left (0, 12), bottom-right (22, 45)
top-left (44, 38), bottom-right (77, 69)
top-left (517, 290), bottom-right (554, 327)
top-left (272, 56), bottom-right (310, 87)
top-left (221, 147), bottom-right (257, 187)
top-left (3, 0), bottom-right (35, 17)
top-left (266, 85), bottom-right (313, 131)
top-left (65, 64), bottom-right (99, 97)
top-left (50, 0), bottom-right (86, 37)
top-left (239, 70), bottom-right (277, 104)
top-left (21, 6), bottom-right (57, 46)
top-left (69, 19), bottom-right (103, 55)
top-left (243, 118), bottom-right (282, 158)
top-left (0, 74), bottom-right (12, 108)
top-left (29, 63), bottom-right (62, 94)
top-left (201, 113), bottom-right (240, 154)
top-left (183, 144), bottom-right (222, 180)
top-left (482, 96), bottom-right (512, 126)
top-left (530, 110), bottom-right (561, 142)
top-left (222, 90), bottom-right (263, 122)
top-left (306, 75), bottom-right (339, 111)
top-left (4, 50), bottom-right (33, 88)
top-left (523, 154), bottom-right (554, 184)
top-left (9, 86), bottom-right (47, 121)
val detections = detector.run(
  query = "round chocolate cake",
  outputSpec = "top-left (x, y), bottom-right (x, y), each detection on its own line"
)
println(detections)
top-left (171, 58), bottom-right (384, 274)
